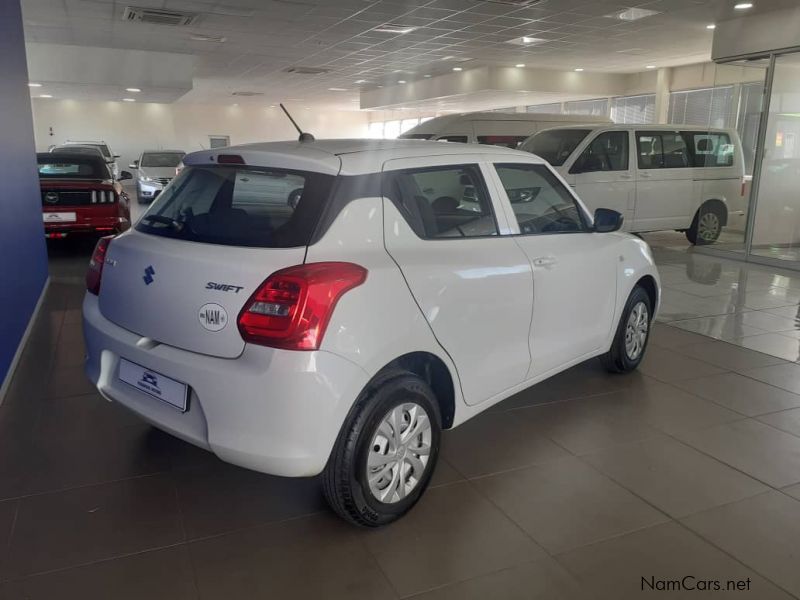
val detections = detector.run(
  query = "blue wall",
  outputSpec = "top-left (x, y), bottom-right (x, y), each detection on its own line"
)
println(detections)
top-left (0, 0), bottom-right (50, 391)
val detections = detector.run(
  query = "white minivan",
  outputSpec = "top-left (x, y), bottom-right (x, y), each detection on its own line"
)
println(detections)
top-left (82, 139), bottom-right (659, 526)
top-left (520, 125), bottom-right (747, 244)
top-left (399, 112), bottom-right (611, 149)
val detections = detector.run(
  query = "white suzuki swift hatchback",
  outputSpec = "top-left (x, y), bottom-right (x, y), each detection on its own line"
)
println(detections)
top-left (83, 139), bottom-right (660, 526)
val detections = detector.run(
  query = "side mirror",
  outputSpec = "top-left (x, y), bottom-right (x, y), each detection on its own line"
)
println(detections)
top-left (113, 154), bottom-right (121, 159)
top-left (594, 208), bottom-right (623, 233)
top-left (128, 161), bottom-right (139, 169)
top-left (118, 170), bottom-right (133, 181)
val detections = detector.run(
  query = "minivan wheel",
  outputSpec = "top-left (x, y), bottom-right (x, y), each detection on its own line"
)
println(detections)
top-left (685, 205), bottom-right (724, 245)
top-left (323, 371), bottom-right (441, 527)
top-left (601, 286), bottom-right (652, 373)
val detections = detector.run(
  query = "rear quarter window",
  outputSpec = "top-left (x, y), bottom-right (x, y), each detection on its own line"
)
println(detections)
top-left (135, 166), bottom-right (334, 248)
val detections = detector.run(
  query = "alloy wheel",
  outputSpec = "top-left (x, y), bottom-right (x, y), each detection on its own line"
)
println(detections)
top-left (624, 301), bottom-right (649, 361)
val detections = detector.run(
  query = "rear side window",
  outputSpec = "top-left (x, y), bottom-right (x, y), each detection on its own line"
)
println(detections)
top-left (476, 135), bottom-right (529, 149)
top-left (570, 131), bottom-right (629, 173)
top-left (384, 165), bottom-right (499, 238)
top-left (683, 132), bottom-right (734, 167)
top-left (136, 166), bottom-right (334, 248)
top-left (519, 129), bottom-right (591, 166)
top-left (637, 131), bottom-right (690, 169)
top-left (435, 135), bottom-right (469, 143)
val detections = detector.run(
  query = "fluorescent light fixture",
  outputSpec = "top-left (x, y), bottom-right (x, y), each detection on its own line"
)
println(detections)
top-left (424, 74), bottom-right (432, 78)
top-left (442, 55), bottom-right (455, 61)
top-left (125, 87), bottom-right (141, 92)
top-left (706, 23), bottom-right (717, 29)
top-left (397, 80), bottom-right (406, 84)
top-left (608, 7), bottom-right (661, 21)
top-left (374, 23), bottom-right (416, 34)
top-left (507, 35), bottom-right (546, 46)
top-left (646, 65), bottom-right (656, 69)
top-left (190, 33), bottom-right (226, 42)
top-left (39, 94), bottom-right (52, 98)
top-left (734, 2), bottom-right (753, 8)
top-left (328, 87), bottom-right (347, 91)
top-left (452, 67), bottom-right (463, 71)
top-left (28, 83), bottom-right (42, 87)
top-left (515, 63), bottom-right (526, 68)
top-left (354, 79), bottom-right (367, 84)
top-left (122, 98), bottom-right (136, 102)
top-left (574, 68), bottom-right (584, 72)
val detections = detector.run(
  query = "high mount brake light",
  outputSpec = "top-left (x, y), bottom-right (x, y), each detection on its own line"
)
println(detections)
top-left (86, 235), bottom-right (113, 295)
top-left (237, 262), bottom-right (367, 351)
top-left (217, 154), bottom-right (245, 164)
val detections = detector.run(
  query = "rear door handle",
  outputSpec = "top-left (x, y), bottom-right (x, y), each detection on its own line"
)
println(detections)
top-left (533, 255), bottom-right (557, 268)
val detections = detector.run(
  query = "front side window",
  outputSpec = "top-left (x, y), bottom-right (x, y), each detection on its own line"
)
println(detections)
top-left (570, 131), bottom-right (629, 173)
top-left (495, 163), bottom-right (588, 234)
top-left (136, 166), bottom-right (334, 248)
top-left (518, 129), bottom-right (591, 166)
top-left (385, 165), bottom-right (499, 238)
top-left (637, 131), bottom-right (690, 169)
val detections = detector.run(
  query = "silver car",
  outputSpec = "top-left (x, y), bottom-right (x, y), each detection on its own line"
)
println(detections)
top-left (130, 150), bottom-right (186, 204)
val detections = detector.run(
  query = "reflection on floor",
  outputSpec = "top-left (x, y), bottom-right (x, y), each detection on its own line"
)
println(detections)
top-left (0, 234), bottom-right (799, 598)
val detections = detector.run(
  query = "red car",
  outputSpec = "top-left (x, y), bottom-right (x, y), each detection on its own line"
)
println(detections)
top-left (37, 152), bottom-right (132, 239)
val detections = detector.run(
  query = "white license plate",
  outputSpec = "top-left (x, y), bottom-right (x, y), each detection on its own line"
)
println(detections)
top-left (43, 212), bottom-right (77, 223)
top-left (118, 359), bottom-right (188, 411)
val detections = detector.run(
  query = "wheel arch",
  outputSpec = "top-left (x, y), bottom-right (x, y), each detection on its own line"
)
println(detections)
top-left (698, 198), bottom-right (729, 226)
top-left (635, 274), bottom-right (658, 315)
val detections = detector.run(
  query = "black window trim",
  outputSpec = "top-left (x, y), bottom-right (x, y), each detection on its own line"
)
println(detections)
top-left (493, 162), bottom-right (592, 237)
top-left (381, 162), bottom-right (503, 241)
top-left (679, 130), bottom-right (734, 168)
top-left (568, 129), bottom-right (631, 175)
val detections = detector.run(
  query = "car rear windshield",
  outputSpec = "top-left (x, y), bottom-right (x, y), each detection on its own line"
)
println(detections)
top-left (37, 155), bottom-right (110, 179)
top-left (141, 152), bottom-right (185, 167)
top-left (53, 146), bottom-right (101, 157)
top-left (135, 166), bottom-right (335, 248)
top-left (519, 129), bottom-right (591, 166)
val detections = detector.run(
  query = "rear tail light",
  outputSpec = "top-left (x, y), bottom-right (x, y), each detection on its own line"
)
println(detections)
top-left (91, 190), bottom-right (116, 204)
top-left (237, 262), bottom-right (367, 350)
top-left (86, 235), bottom-right (113, 295)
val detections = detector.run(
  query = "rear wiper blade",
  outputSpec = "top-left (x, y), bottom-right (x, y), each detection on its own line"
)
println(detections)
top-left (142, 214), bottom-right (183, 231)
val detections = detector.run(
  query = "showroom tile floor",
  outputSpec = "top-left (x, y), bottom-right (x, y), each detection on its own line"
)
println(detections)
top-left (1, 235), bottom-right (800, 598)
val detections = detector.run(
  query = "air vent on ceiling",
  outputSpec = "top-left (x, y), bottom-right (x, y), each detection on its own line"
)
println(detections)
top-left (283, 66), bottom-right (330, 75)
top-left (123, 6), bottom-right (199, 26)
top-left (231, 91), bottom-right (264, 97)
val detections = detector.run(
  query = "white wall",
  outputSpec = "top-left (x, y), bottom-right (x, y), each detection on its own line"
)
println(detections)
top-left (30, 99), bottom-right (370, 170)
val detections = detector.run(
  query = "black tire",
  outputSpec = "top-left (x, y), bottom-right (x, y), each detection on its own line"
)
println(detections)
top-left (602, 286), bottom-right (652, 373)
top-left (685, 203), bottom-right (725, 245)
top-left (323, 371), bottom-right (441, 527)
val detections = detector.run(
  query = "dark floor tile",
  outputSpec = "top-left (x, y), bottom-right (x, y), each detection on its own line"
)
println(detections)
top-left (33, 392), bottom-right (143, 440)
top-left (2, 546), bottom-right (197, 600)
top-left (0, 501), bottom-right (18, 577)
top-left (428, 457), bottom-right (464, 488)
top-left (0, 424), bottom-right (170, 500)
top-left (676, 340), bottom-right (786, 372)
top-left (473, 456), bottom-right (668, 554)
top-left (784, 483), bottom-right (800, 500)
top-left (557, 521), bottom-right (793, 600)
top-left (743, 363), bottom-right (800, 395)
top-left (189, 514), bottom-right (395, 600)
top-left (360, 482), bottom-right (545, 597)
top-left (173, 464), bottom-right (324, 540)
top-left (441, 410), bottom-right (570, 478)
top-left (639, 346), bottom-right (727, 383)
top-left (757, 407), bottom-right (800, 438)
top-left (673, 372), bottom-right (800, 417)
top-left (45, 365), bottom-right (95, 399)
top-left (583, 436), bottom-right (767, 518)
top-left (2, 474), bottom-right (183, 579)
top-left (682, 491), bottom-right (800, 598)
top-left (674, 419), bottom-right (800, 488)
top-left (408, 559), bottom-right (586, 600)
top-left (649, 325), bottom-right (712, 350)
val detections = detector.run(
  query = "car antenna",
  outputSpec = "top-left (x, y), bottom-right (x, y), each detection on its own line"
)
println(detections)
top-left (280, 103), bottom-right (315, 142)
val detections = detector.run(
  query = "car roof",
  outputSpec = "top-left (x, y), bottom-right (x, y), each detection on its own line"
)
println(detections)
top-left (532, 124), bottom-right (736, 133)
top-left (182, 138), bottom-right (543, 175)
top-left (64, 140), bottom-right (106, 144)
top-left (141, 149), bottom-right (185, 154)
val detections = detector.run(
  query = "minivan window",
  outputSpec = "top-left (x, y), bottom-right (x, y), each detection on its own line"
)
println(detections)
top-left (570, 131), bottom-right (629, 173)
top-left (637, 131), bottom-right (690, 169)
top-left (519, 129), bottom-right (591, 166)
top-left (683, 132), bottom-right (734, 167)
top-left (495, 163), bottom-right (588, 235)
top-left (385, 165), bottom-right (499, 238)
top-left (476, 135), bottom-right (529, 149)
top-left (136, 166), bottom-right (334, 248)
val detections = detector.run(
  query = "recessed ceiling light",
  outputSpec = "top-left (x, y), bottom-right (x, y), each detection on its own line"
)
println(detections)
top-left (39, 94), bottom-right (52, 98)
top-left (397, 80), bottom-right (406, 84)
top-left (354, 79), bottom-right (367, 84)
top-left (328, 87), bottom-right (347, 91)
top-left (28, 83), bottom-right (42, 87)
top-left (706, 23), bottom-right (717, 29)
top-left (452, 67), bottom-right (463, 72)
top-left (646, 65), bottom-right (656, 69)
top-left (734, 2), bottom-right (753, 8)
top-left (574, 68), bottom-right (584, 72)
top-left (122, 98), bottom-right (136, 102)
top-left (269, 105), bottom-right (276, 108)
top-left (507, 35), bottom-right (546, 46)
top-left (424, 74), bottom-right (431, 78)
top-left (515, 63), bottom-right (526, 68)
top-left (374, 23), bottom-right (416, 34)
top-left (608, 7), bottom-right (661, 21)
top-left (125, 87), bottom-right (141, 93)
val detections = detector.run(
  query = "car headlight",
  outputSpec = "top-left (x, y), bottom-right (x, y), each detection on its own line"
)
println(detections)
top-left (142, 176), bottom-right (154, 182)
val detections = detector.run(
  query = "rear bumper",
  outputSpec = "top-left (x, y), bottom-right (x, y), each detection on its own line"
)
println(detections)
top-left (82, 293), bottom-right (370, 477)
top-left (44, 216), bottom-right (126, 235)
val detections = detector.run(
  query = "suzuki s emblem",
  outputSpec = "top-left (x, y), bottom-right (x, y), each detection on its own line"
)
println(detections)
top-left (44, 191), bottom-right (59, 204)
top-left (198, 303), bottom-right (228, 332)
top-left (143, 265), bottom-right (155, 285)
